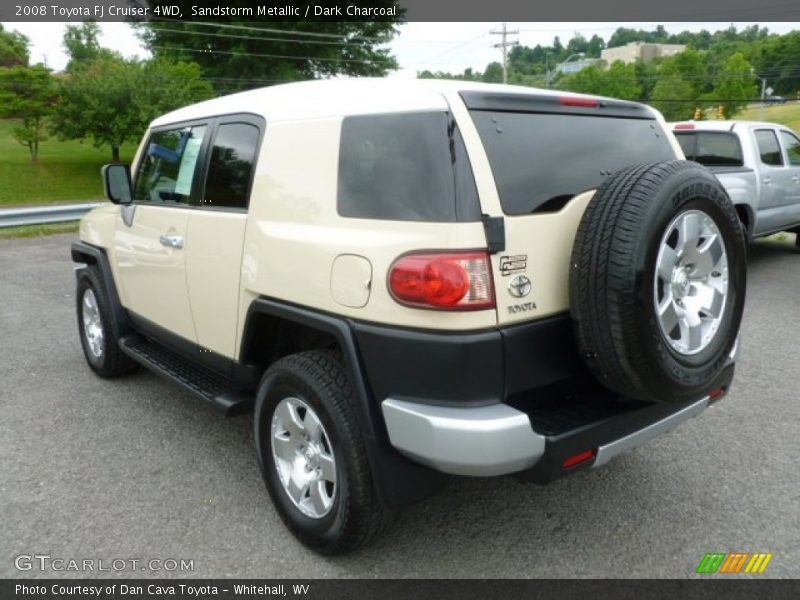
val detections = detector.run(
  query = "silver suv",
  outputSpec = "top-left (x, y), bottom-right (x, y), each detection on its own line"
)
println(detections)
top-left (73, 79), bottom-right (747, 553)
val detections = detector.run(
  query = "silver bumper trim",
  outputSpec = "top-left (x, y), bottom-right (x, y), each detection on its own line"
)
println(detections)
top-left (593, 396), bottom-right (710, 468)
top-left (381, 399), bottom-right (546, 477)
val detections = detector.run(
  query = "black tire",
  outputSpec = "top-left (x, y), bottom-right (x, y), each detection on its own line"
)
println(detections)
top-left (570, 161), bottom-right (747, 404)
top-left (76, 266), bottom-right (137, 378)
top-left (254, 350), bottom-right (394, 554)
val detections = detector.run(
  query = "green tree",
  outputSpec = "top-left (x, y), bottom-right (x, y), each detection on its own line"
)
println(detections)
top-left (63, 22), bottom-right (119, 71)
top-left (559, 61), bottom-right (642, 101)
top-left (649, 75), bottom-right (696, 121)
top-left (52, 57), bottom-right (213, 161)
top-left (708, 52), bottom-right (758, 117)
top-left (0, 65), bottom-right (57, 160)
top-left (0, 24), bottom-right (29, 67)
top-left (137, 2), bottom-right (401, 92)
top-left (482, 62), bottom-right (504, 83)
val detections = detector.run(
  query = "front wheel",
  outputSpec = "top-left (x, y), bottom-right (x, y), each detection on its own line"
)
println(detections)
top-left (254, 350), bottom-right (394, 554)
top-left (76, 266), bottom-right (137, 378)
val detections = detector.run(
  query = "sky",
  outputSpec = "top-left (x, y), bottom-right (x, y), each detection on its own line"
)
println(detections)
top-left (3, 21), bottom-right (799, 77)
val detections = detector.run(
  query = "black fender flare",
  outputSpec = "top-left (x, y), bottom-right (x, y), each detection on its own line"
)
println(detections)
top-left (71, 241), bottom-right (130, 337)
top-left (241, 297), bottom-right (447, 506)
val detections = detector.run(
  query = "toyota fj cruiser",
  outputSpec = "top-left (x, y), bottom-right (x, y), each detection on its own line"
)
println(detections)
top-left (73, 79), bottom-right (746, 554)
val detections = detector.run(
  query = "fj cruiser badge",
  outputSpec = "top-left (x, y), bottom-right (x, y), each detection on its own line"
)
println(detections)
top-left (508, 274), bottom-right (531, 298)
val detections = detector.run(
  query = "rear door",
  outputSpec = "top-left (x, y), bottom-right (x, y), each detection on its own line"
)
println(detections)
top-left (184, 115), bottom-right (264, 361)
top-left (456, 92), bottom-right (678, 326)
top-left (114, 122), bottom-right (209, 342)
top-left (778, 129), bottom-right (800, 225)
top-left (752, 128), bottom-right (791, 233)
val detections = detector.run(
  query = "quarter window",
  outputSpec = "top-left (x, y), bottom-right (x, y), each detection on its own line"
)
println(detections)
top-left (337, 112), bottom-right (480, 222)
top-left (780, 130), bottom-right (800, 166)
top-left (755, 129), bottom-right (783, 166)
top-left (202, 122), bottom-right (261, 209)
top-left (134, 125), bottom-right (207, 204)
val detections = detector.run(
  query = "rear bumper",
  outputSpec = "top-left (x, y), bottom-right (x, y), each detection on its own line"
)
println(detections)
top-left (381, 399), bottom-right (546, 476)
top-left (354, 315), bottom-right (736, 485)
top-left (382, 392), bottom-right (715, 478)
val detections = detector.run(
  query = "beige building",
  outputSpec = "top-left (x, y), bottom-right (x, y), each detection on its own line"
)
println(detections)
top-left (601, 41), bottom-right (686, 65)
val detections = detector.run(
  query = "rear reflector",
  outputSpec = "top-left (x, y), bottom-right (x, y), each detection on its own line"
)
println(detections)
top-left (708, 387), bottom-right (726, 402)
top-left (674, 123), bottom-right (695, 130)
top-left (389, 251), bottom-right (495, 310)
top-left (563, 449), bottom-right (597, 469)
top-left (559, 96), bottom-right (600, 108)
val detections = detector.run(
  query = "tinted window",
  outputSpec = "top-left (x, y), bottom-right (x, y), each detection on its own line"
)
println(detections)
top-left (134, 125), bottom-right (207, 204)
top-left (676, 133), bottom-right (695, 158)
top-left (755, 129), bottom-right (783, 166)
top-left (203, 122), bottom-right (260, 209)
top-left (780, 130), bottom-right (800, 166)
top-left (676, 132), bottom-right (743, 167)
top-left (337, 112), bottom-right (480, 222)
top-left (470, 112), bottom-right (675, 214)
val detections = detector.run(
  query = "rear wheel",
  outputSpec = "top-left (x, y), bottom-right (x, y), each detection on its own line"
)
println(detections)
top-left (254, 350), bottom-right (394, 554)
top-left (570, 161), bottom-right (746, 404)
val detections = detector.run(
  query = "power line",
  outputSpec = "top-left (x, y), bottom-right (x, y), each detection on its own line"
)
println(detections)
top-left (150, 45), bottom-right (391, 65)
top-left (146, 26), bottom-right (370, 47)
top-left (148, 18), bottom-right (393, 43)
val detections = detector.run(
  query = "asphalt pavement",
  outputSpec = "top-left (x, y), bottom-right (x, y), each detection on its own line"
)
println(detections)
top-left (1, 233), bottom-right (798, 578)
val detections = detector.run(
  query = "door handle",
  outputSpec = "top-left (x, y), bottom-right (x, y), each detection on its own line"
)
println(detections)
top-left (762, 177), bottom-right (772, 184)
top-left (792, 176), bottom-right (800, 183)
top-left (159, 234), bottom-right (184, 249)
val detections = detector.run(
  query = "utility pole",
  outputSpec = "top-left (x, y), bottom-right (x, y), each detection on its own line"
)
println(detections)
top-left (490, 23), bottom-right (519, 84)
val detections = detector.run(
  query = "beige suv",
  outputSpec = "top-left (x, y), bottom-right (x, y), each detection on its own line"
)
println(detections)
top-left (73, 79), bottom-right (747, 554)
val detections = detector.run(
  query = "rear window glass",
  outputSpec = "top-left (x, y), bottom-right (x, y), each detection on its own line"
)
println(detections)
top-left (676, 132), bottom-right (743, 167)
top-left (469, 112), bottom-right (674, 215)
top-left (337, 112), bottom-right (480, 222)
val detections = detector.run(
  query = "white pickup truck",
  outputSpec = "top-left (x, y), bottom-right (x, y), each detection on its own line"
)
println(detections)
top-left (672, 120), bottom-right (800, 244)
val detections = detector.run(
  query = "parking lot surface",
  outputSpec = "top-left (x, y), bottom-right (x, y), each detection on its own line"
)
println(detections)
top-left (1, 233), bottom-right (798, 578)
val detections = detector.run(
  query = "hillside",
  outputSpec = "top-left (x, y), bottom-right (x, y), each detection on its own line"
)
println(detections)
top-left (0, 119), bottom-right (133, 207)
top-left (737, 102), bottom-right (800, 130)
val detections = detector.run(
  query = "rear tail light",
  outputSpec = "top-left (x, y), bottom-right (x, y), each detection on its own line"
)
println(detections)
top-left (562, 449), bottom-right (597, 469)
top-left (389, 251), bottom-right (495, 310)
top-left (559, 96), bottom-right (600, 108)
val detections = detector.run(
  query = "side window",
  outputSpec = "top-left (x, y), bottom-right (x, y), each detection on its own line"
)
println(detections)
top-left (337, 112), bottom-right (480, 222)
top-left (202, 122), bottom-right (261, 209)
top-left (780, 130), bottom-right (800, 166)
top-left (755, 129), bottom-right (784, 166)
top-left (134, 125), bottom-right (207, 204)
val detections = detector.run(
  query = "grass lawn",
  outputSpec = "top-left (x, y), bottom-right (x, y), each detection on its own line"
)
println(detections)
top-left (0, 222), bottom-right (78, 239)
top-left (0, 119), bottom-right (134, 207)
top-left (737, 102), bottom-right (800, 131)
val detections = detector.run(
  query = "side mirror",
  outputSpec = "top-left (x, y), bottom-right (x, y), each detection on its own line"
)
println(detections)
top-left (102, 163), bottom-right (133, 205)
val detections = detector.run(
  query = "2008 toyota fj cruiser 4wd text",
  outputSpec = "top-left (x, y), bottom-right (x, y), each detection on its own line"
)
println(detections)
top-left (73, 79), bottom-right (746, 554)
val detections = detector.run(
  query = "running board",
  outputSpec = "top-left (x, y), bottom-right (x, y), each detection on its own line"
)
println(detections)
top-left (119, 335), bottom-right (253, 416)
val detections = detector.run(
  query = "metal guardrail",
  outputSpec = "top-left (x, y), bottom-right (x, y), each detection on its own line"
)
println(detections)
top-left (0, 202), bottom-right (101, 228)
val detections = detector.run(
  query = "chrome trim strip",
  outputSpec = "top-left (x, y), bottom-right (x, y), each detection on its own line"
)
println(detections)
top-left (593, 396), bottom-right (710, 468)
top-left (381, 398), bottom-right (546, 477)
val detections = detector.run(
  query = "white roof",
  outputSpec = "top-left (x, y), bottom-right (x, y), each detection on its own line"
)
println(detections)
top-left (669, 119), bottom-right (789, 131)
top-left (151, 77), bottom-right (652, 127)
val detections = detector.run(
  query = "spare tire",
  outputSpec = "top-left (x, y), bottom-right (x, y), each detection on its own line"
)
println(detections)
top-left (570, 160), bottom-right (746, 404)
